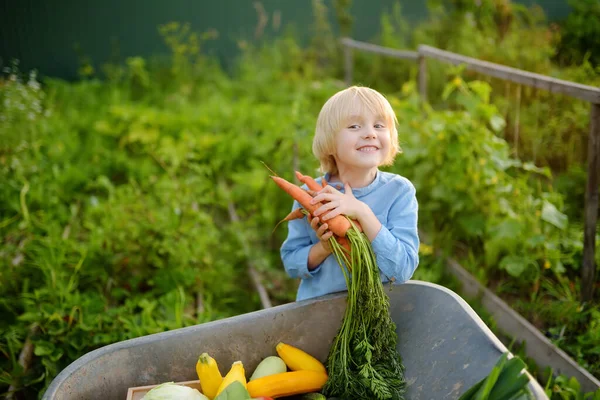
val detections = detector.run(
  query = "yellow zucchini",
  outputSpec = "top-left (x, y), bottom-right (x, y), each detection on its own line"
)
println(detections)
top-left (275, 342), bottom-right (326, 374)
top-left (196, 353), bottom-right (223, 399)
top-left (214, 360), bottom-right (246, 397)
top-left (247, 370), bottom-right (328, 398)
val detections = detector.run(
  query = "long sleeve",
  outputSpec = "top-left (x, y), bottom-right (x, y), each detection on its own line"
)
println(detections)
top-left (370, 180), bottom-right (419, 283)
top-left (280, 200), bottom-right (323, 280)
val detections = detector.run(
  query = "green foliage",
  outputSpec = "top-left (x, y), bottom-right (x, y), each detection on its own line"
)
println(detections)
top-left (389, 77), bottom-right (600, 379)
top-left (394, 78), bottom-right (572, 282)
top-left (324, 230), bottom-right (407, 400)
top-left (355, 0), bottom-right (600, 172)
top-left (2, 1), bottom-right (600, 397)
top-left (333, 0), bottom-right (354, 37)
top-left (351, 2), bottom-right (416, 93)
top-left (554, 0), bottom-right (600, 67)
top-left (0, 33), bottom-right (335, 396)
top-left (543, 369), bottom-right (600, 399)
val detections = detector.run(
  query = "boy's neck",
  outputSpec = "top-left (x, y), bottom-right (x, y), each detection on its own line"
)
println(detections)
top-left (330, 167), bottom-right (378, 189)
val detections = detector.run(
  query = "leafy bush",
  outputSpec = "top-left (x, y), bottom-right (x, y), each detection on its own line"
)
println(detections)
top-left (389, 77), bottom-right (600, 379)
top-left (554, 0), bottom-right (600, 67)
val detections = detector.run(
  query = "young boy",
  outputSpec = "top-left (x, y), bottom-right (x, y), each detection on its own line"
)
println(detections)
top-left (280, 85), bottom-right (420, 301)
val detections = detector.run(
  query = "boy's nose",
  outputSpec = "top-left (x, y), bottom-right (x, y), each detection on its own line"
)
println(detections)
top-left (362, 130), bottom-right (376, 139)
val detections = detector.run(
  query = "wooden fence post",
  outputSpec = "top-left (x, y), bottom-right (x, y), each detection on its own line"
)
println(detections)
top-left (418, 53), bottom-right (427, 103)
top-left (582, 103), bottom-right (600, 302)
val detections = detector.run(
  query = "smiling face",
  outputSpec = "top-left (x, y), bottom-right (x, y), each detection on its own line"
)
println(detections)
top-left (312, 86), bottom-right (400, 176)
top-left (333, 104), bottom-right (391, 173)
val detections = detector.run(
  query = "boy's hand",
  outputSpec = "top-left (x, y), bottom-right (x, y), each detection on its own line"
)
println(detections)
top-left (310, 183), bottom-right (368, 223)
top-left (307, 215), bottom-right (333, 253)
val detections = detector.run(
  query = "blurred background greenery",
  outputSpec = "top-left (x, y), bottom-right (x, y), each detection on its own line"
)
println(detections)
top-left (1, 0), bottom-right (600, 398)
top-left (1, 0), bottom-right (573, 80)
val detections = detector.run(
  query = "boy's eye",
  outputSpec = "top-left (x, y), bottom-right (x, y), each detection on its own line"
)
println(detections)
top-left (348, 124), bottom-right (360, 129)
top-left (375, 123), bottom-right (385, 128)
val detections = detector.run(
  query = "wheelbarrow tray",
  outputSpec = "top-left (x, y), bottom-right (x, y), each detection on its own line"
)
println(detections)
top-left (43, 280), bottom-right (547, 399)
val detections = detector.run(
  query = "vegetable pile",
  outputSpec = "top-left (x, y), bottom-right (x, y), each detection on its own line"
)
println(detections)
top-left (141, 342), bottom-right (328, 400)
top-left (272, 171), bottom-right (407, 400)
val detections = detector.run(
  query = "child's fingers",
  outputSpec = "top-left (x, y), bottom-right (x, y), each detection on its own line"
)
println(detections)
top-left (316, 222), bottom-right (329, 237)
top-left (321, 231), bottom-right (333, 241)
top-left (310, 193), bottom-right (337, 205)
top-left (314, 200), bottom-right (338, 217)
top-left (321, 185), bottom-right (341, 194)
top-left (318, 227), bottom-right (333, 242)
top-left (309, 215), bottom-right (333, 243)
top-left (322, 208), bottom-right (342, 221)
top-left (309, 216), bottom-right (318, 230)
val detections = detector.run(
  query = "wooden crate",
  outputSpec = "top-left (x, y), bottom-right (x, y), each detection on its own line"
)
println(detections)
top-left (126, 380), bottom-right (203, 400)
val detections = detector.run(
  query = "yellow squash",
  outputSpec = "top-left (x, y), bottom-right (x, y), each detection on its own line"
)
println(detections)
top-left (247, 370), bottom-right (328, 398)
top-left (275, 342), bottom-right (326, 374)
top-left (214, 360), bottom-right (246, 397)
top-left (196, 353), bottom-right (223, 399)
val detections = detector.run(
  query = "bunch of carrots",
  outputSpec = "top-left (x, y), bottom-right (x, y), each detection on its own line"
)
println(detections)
top-left (271, 170), bottom-right (407, 400)
top-left (272, 171), bottom-right (362, 255)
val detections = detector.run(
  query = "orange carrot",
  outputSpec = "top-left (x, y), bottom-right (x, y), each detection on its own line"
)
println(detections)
top-left (289, 208), bottom-right (306, 220)
top-left (272, 207), bottom-right (306, 234)
top-left (271, 176), bottom-right (354, 238)
top-left (294, 171), bottom-right (363, 233)
top-left (272, 176), bottom-right (317, 212)
top-left (294, 171), bottom-right (322, 192)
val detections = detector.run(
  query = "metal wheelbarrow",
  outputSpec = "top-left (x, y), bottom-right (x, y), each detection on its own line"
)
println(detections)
top-left (43, 280), bottom-right (548, 399)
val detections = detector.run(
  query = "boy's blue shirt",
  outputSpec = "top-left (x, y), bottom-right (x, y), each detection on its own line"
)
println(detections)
top-left (280, 169), bottom-right (420, 301)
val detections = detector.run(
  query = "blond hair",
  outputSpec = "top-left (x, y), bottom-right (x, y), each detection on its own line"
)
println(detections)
top-left (312, 86), bottom-right (400, 175)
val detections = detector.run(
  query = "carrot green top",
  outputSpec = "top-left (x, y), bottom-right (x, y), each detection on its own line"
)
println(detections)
top-left (280, 169), bottom-right (420, 301)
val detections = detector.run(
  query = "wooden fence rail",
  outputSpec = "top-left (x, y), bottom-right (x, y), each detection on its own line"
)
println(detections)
top-left (418, 45), bottom-right (600, 103)
top-left (340, 37), bottom-right (600, 303)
